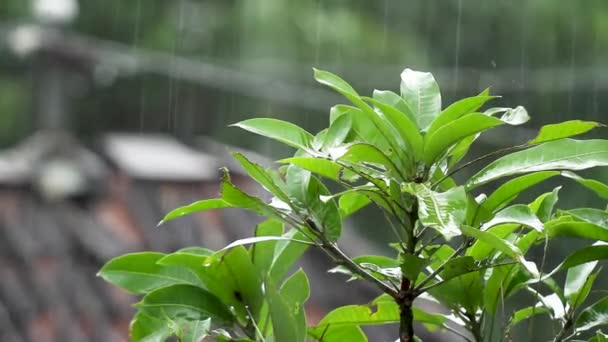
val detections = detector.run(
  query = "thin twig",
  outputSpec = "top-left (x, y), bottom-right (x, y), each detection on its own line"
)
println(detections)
top-left (414, 242), bottom-right (468, 292)
top-left (432, 144), bottom-right (527, 188)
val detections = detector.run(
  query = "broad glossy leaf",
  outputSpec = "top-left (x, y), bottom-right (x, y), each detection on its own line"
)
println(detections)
top-left (429, 269), bottom-right (483, 313)
top-left (136, 284), bottom-right (234, 324)
top-left (402, 184), bottom-right (467, 239)
top-left (460, 226), bottom-right (523, 261)
top-left (339, 191), bottom-right (371, 218)
top-left (176, 247), bottom-right (214, 256)
top-left (576, 297), bottom-right (608, 333)
top-left (232, 118), bottom-right (314, 151)
top-left (98, 252), bottom-right (201, 294)
top-left (305, 175), bottom-right (342, 241)
top-left (217, 246), bottom-right (264, 318)
top-left (557, 243), bottom-right (608, 271)
top-left (364, 97), bottom-right (424, 161)
top-left (482, 171), bottom-right (560, 213)
top-left (547, 221), bottom-right (608, 242)
top-left (423, 113), bottom-right (503, 164)
top-left (439, 256), bottom-right (478, 283)
top-left (401, 254), bottom-right (428, 281)
top-left (159, 199), bottom-right (231, 225)
top-left (232, 153), bottom-right (290, 202)
top-left (270, 229), bottom-right (311, 282)
top-left (468, 224), bottom-right (519, 260)
top-left (511, 306), bottom-right (550, 327)
top-left (280, 157), bottom-right (347, 182)
top-left (323, 113), bottom-right (352, 150)
top-left (280, 269), bottom-right (310, 342)
top-left (266, 278), bottom-right (303, 342)
top-left (309, 325), bottom-right (367, 342)
top-left (538, 293), bottom-right (566, 320)
top-left (130, 312), bottom-right (173, 342)
top-left (372, 89), bottom-right (417, 124)
top-left (353, 255), bottom-right (401, 281)
top-left (330, 105), bottom-right (391, 152)
top-left (480, 204), bottom-right (543, 232)
top-left (568, 208), bottom-right (608, 229)
top-left (562, 171), bottom-right (608, 200)
top-left (309, 296), bottom-right (400, 338)
top-left (220, 169), bottom-right (281, 218)
top-left (251, 219), bottom-right (283, 276)
top-left (485, 106), bottom-right (530, 125)
top-left (220, 236), bottom-right (314, 253)
top-left (466, 139), bottom-right (608, 189)
top-left (400, 68), bottom-right (441, 130)
top-left (339, 143), bottom-right (397, 174)
top-left (427, 93), bottom-right (495, 135)
top-left (565, 262), bottom-right (598, 306)
top-left (529, 120), bottom-right (602, 145)
top-left (529, 187), bottom-right (561, 222)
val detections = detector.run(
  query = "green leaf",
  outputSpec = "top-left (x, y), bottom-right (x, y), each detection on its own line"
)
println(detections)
top-left (232, 118), bottom-right (314, 151)
top-left (251, 219), bottom-right (283, 276)
top-left (400, 68), bottom-right (441, 130)
top-left (159, 199), bottom-right (231, 225)
top-left (330, 105), bottom-right (390, 152)
top-left (401, 254), bottom-right (428, 281)
top-left (373, 89), bottom-right (417, 124)
top-left (589, 331), bottom-right (608, 342)
top-left (529, 187), bottom-right (561, 222)
top-left (511, 306), bottom-right (551, 327)
top-left (529, 120), bottom-right (602, 145)
top-left (568, 208), bottom-right (608, 229)
top-left (466, 139), bottom-right (608, 190)
top-left (460, 226), bottom-right (524, 262)
top-left (339, 143), bottom-right (397, 174)
top-left (427, 93), bottom-right (496, 135)
top-left (547, 221), bottom-right (608, 242)
top-left (323, 113), bottom-right (352, 150)
top-left (314, 68), bottom-right (360, 100)
top-left (309, 325), bottom-right (367, 342)
top-left (279, 157), bottom-right (357, 182)
top-left (232, 153), bottom-right (290, 202)
top-left (98, 252), bottom-right (201, 294)
top-left (402, 184), bottom-right (467, 239)
top-left (220, 236), bottom-right (314, 253)
top-left (266, 277), bottom-right (303, 342)
top-left (562, 171), bottom-right (608, 199)
top-left (480, 204), bottom-right (544, 232)
top-left (576, 297), bottom-right (608, 333)
top-left (485, 106), bottom-right (530, 125)
top-left (482, 171), bottom-right (560, 213)
top-left (557, 243), bottom-right (608, 271)
top-left (364, 97), bottom-right (424, 161)
top-left (309, 295), bottom-right (400, 338)
top-left (216, 246), bottom-right (264, 319)
top-left (280, 269), bottom-right (310, 342)
top-left (423, 113), bottom-right (503, 164)
top-left (339, 191), bottom-right (371, 218)
top-left (565, 262), bottom-right (598, 306)
top-left (468, 224), bottom-right (520, 261)
top-left (305, 175), bottom-right (342, 241)
top-left (135, 284), bottom-right (234, 324)
top-left (270, 229), bottom-right (311, 282)
top-left (439, 256), bottom-right (478, 282)
top-left (130, 312), bottom-right (173, 342)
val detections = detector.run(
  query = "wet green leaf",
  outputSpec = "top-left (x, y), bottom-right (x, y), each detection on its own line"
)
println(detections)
top-left (400, 68), bottom-right (441, 130)
top-left (466, 139), bottom-right (608, 189)
top-left (232, 118), bottom-right (314, 151)
top-left (529, 120), bottom-right (602, 145)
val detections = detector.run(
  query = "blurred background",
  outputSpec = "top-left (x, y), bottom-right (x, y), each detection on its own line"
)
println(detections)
top-left (0, 0), bottom-right (606, 341)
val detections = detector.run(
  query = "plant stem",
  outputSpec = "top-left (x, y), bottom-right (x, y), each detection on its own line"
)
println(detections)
top-left (553, 317), bottom-right (573, 342)
top-left (398, 278), bottom-right (415, 342)
top-left (467, 313), bottom-right (484, 342)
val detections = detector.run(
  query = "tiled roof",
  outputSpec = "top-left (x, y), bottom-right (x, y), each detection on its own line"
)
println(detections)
top-left (0, 132), bottom-right (402, 341)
